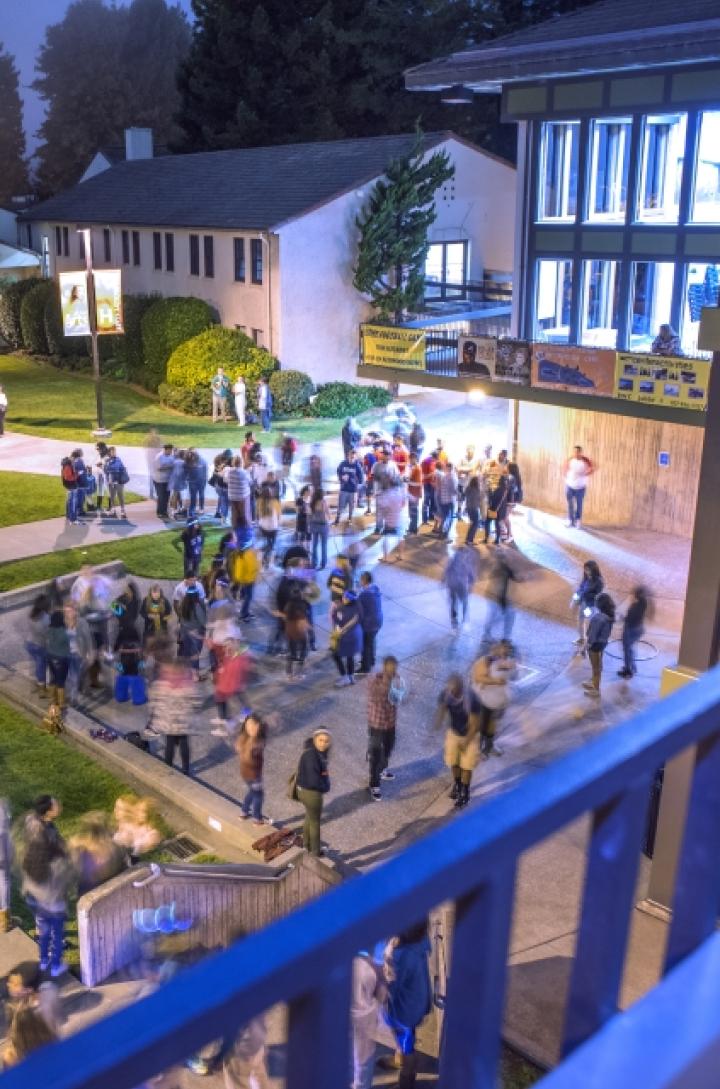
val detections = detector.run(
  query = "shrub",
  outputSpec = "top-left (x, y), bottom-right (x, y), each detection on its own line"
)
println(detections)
top-left (140, 296), bottom-right (216, 392)
top-left (114, 293), bottom-right (159, 384)
top-left (0, 277), bottom-right (42, 349)
top-left (20, 280), bottom-right (54, 354)
top-left (44, 289), bottom-right (76, 358)
top-left (166, 326), bottom-right (276, 413)
top-left (158, 382), bottom-right (212, 416)
top-left (269, 369), bottom-right (314, 415)
top-left (310, 381), bottom-right (391, 418)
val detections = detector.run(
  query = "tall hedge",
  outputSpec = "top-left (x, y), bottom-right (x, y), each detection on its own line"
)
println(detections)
top-left (269, 369), bottom-right (314, 415)
top-left (140, 296), bottom-right (216, 392)
top-left (113, 293), bottom-right (158, 384)
top-left (166, 326), bottom-right (276, 413)
top-left (0, 277), bottom-right (42, 349)
top-left (19, 280), bottom-right (54, 354)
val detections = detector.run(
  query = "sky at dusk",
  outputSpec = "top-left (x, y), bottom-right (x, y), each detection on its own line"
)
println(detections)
top-left (0, 0), bottom-right (194, 154)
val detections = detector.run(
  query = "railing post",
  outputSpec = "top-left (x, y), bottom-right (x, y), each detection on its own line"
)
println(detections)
top-left (562, 780), bottom-right (651, 1055)
top-left (286, 962), bottom-right (352, 1089)
top-left (438, 863), bottom-right (516, 1089)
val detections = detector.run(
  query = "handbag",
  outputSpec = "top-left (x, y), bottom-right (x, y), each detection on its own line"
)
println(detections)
top-left (328, 629), bottom-right (340, 653)
top-left (487, 507), bottom-right (498, 519)
top-left (286, 770), bottom-right (299, 801)
top-left (119, 465), bottom-right (130, 486)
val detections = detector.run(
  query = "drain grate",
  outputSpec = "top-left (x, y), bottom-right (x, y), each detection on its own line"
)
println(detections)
top-left (162, 834), bottom-right (205, 861)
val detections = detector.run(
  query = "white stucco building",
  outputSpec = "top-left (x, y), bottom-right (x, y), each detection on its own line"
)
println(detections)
top-left (22, 131), bottom-right (515, 384)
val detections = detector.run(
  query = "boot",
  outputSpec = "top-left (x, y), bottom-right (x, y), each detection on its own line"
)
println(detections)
top-left (449, 779), bottom-right (460, 800)
top-left (481, 734), bottom-right (491, 760)
top-left (56, 688), bottom-right (66, 711)
top-left (0, 909), bottom-right (10, 933)
top-left (455, 783), bottom-right (470, 809)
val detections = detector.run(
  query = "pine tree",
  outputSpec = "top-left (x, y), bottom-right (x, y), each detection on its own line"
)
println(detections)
top-left (0, 44), bottom-right (29, 204)
top-left (354, 133), bottom-right (454, 323)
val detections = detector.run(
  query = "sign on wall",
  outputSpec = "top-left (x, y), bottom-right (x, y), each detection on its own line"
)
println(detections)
top-left (59, 271), bottom-right (90, 337)
top-left (94, 269), bottom-right (124, 335)
top-left (361, 325), bottom-right (425, 370)
top-left (531, 343), bottom-right (616, 397)
top-left (458, 336), bottom-right (531, 384)
top-left (458, 335), bottom-right (495, 377)
top-left (494, 339), bottom-right (531, 385)
top-left (615, 353), bottom-right (709, 411)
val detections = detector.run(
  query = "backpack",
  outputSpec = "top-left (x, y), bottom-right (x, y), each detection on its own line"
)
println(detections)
top-left (61, 457), bottom-right (77, 488)
top-left (228, 546), bottom-right (259, 585)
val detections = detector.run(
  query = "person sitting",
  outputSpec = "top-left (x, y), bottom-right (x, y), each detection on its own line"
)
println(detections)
top-left (651, 323), bottom-right (683, 357)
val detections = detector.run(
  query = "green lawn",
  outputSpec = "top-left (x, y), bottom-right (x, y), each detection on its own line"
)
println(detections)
top-left (0, 525), bottom-right (225, 592)
top-left (0, 353), bottom-right (367, 447)
top-left (0, 470), bottom-right (143, 528)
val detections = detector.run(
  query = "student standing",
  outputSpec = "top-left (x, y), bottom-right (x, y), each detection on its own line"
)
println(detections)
top-left (387, 922), bottom-right (433, 1089)
top-left (618, 586), bottom-right (649, 679)
top-left (405, 452), bottom-right (423, 535)
top-left (180, 520), bottom-right (205, 577)
top-left (257, 378), bottom-right (273, 432)
top-left (583, 593), bottom-right (616, 698)
top-left (236, 713), bottom-right (269, 825)
top-left (309, 488), bottom-right (332, 570)
top-left (20, 797), bottom-right (72, 977)
top-left (104, 447), bottom-right (129, 519)
top-left (564, 444), bottom-right (594, 528)
top-left (211, 366), bottom-right (231, 422)
top-left (357, 572), bottom-right (383, 675)
top-left (186, 448), bottom-right (208, 518)
top-left (284, 583), bottom-right (310, 681)
top-left (295, 729), bottom-right (331, 856)
top-left (572, 560), bottom-right (604, 650)
top-left (153, 444), bottom-right (175, 519)
top-left (46, 611), bottom-right (71, 713)
top-left (332, 590), bottom-right (362, 686)
top-left (148, 654), bottom-right (198, 774)
top-left (233, 374), bottom-right (246, 426)
top-left (257, 482), bottom-right (281, 568)
top-left (26, 594), bottom-right (50, 698)
top-left (435, 673), bottom-right (481, 808)
top-left (177, 585), bottom-right (207, 681)
top-left (366, 656), bottom-right (403, 800)
top-left (335, 449), bottom-right (364, 524)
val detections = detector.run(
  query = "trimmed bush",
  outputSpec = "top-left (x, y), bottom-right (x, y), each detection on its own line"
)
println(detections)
top-left (114, 293), bottom-right (159, 384)
top-left (166, 326), bottom-right (276, 413)
top-left (269, 369), bottom-right (314, 415)
top-left (0, 277), bottom-right (42, 349)
top-left (44, 289), bottom-right (77, 359)
top-left (140, 296), bottom-right (216, 392)
top-left (310, 381), bottom-right (391, 418)
top-left (158, 382), bottom-right (212, 416)
top-left (20, 280), bottom-right (54, 354)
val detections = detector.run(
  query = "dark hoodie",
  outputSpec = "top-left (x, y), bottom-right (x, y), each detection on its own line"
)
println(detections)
top-left (297, 739), bottom-right (330, 793)
top-left (358, 583), bottom-right (383, 634)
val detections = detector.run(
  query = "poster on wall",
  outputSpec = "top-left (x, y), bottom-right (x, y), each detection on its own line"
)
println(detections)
top-left (615, 353), bottom-right (709, 411)
top-left (361, 324), bottom-right (425, 370)
top-left (94, 269), bottom-right (124, 334)
top-left (531, 343), bottom-right (616, 396)
top-left (58, 271), bottom-right (90, 337)
top-left (458, 335), bottom-right (495, 377)
top-left (493, 339), bottom-right (531, 385)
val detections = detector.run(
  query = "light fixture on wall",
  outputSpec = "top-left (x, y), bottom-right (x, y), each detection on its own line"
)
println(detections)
top-left (441, 84), bottom-right (474, 106)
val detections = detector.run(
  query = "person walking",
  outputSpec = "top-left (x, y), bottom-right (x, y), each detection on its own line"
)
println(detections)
top-left (279, 432), bottom-right (298, 498)
top-left (233, 374), bottom-right (246, 426)
top-left (257, 482), bottom-right (281, 568)
top-left (180, 520), bottom-right (205, 578)
top-left (26, 593), bottom-right (50, 698)
top-left (405, 452), bottom-right (423, 535)
top-left (186, 449), bottom-right (208, 518)
top-left (471, 641), bottom-right (516, 758)
top-left (464, 473), bottom-right (484, 545)
top-left (618, 586), bottom-right (650, 679)
top-left (583, 593), bottom-right (616, 698)
top-left (148, 654), bottom-right (198, 774)
top-left (434, 461), bottom-right (458, 539)
top-left (295, 484), bottom-right (311, 545)
top-left (408, 419), bottom-right (425, 459)
top-left (442, 545), bottom-right (478, 632)
top-left (0, 800), bottom-right (11, 932)
top-left (257, 378), bottom-right (273, 432)
top-left (483, 554), bottom-right (519, 642)
top-left (211, 366), bottom-right (231, 423)
top-left (366, 656), bottom-right (404, 800)
top-left (387, 921), bottom-right (433, 1089)
top-left (19, 797), bottom-right (73, 977)
top-left (46, 611), bottom-right (71, 715)
top-left (104, 447), bottom-right (129, 519)
top-left (564, 445), bottom-right (594, 528)
top-left (420, 451), bottom-right (437, 524)
top-left (153, 444), bottom-right (175, 519)
top-left (571, 560), bottom-right (604, 652)
top-left (295, 729), bottom-right (331, 856)
top-left (332, 589), bottom-right (362, 686)
top-left (342, 416), bottom-right (362, 458)
top-left (501, 460), bottom-right (523, 543)
top-left (283, 582), bottom-right (311, 681)
top-left (309, 488), bottom-right (332, 570)
top-left (357, 571), bottom-right (383, 676)
top-left (0, 384), bottom-right (7, 436)
top-left (236, 713), bottom-right (269, 826)
top-left (483, 463), bottom-right (508, 545)
top-left (335, 449), bottom-right (364, 525)
top-left (224, 456), bottom-right (252, 530)
top-left (434, 673), bottom-right (481, 808)
top-left (177, 585), bottom-right (207, 681)
top-left (227, 541), bottom-right (259, 622)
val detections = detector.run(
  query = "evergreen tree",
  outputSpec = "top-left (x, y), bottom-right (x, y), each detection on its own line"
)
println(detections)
top-left (0, 44), bottom-right (29, 204)
top-left (33, 0), bottom-right (190, 196)
top-left (354, 133), bottom-right (454, 323)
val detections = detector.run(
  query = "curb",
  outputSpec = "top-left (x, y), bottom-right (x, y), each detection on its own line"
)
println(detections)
top-left (0, 561), bottom-right (127, 614)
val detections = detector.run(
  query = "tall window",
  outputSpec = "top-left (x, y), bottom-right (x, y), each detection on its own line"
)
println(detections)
top-left (424, 241), bottom-right (467, 299)
top-left (203, 235), bottom-right (214, 278)
top-left (637, 114), bottom-right (686, 223)
top-left (629, 262), bottom-right (675, 352)
top-left (55, 226), bottom-right (62, 256)
top-left (538, 121), bottom-right (579, 221)
top-left (103, 228), bottom-right (112, 263)
top-left (233, 237), bottom-right (246, 282)
top-left (62, 226), bottom-right (69, 256)
top-left (79, 232), bottom-right (86, 261)
top-left (121, 229), bottom-right (130, 265)
top-left (691, 111), bottom-right (720, 223)
top-left (581, 259), bottom-right (621, 348)
top-left (587, 118), bottom-right (631, 221)
top-left (165, 232), bottom-right (174, 273)
top-left (682, 262), bottom-right (720, 356)
top-left (189, 234), bottom-right (200, 276)
top-left (132, 230), bottom-right (140, 266)
top-left (153, 231), bottom-right (162, 270)
top-left (251, 238), bottom-right (263, 284)
top-left (534, 259), bottom-right (573, 342)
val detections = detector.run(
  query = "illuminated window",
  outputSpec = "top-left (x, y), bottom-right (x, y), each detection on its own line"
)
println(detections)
top-left (580, 260), bottom-right (620, 348)
top-left (629, 262), bottom-right (675, 352)
top-left (538, 122), bottom-right (579, 221)
top-left (534, 259), bottom-right (573, 343)
top-left (691, 111), bottom-right (720, 223)
top-left (587, 118), bottom-right (631, 222)
top-left (637, 114), bottom-right (686, 223)
top-left (682, 262), bottom-right (720, 356)
top-left (425, 241), bottom-right (467, 299)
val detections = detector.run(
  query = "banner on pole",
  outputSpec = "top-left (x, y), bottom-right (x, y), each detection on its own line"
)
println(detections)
top-left (59, 271), bottom-right (90, 337)
top-left (94, 269), bottom-right (124, 334)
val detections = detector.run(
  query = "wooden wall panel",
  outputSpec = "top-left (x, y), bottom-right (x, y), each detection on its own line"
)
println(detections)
top-left (517, 402), bottom-right (703, 538)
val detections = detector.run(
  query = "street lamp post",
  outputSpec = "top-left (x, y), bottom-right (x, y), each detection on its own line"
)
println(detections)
top-left (79, 227), bottom-right (111, 438)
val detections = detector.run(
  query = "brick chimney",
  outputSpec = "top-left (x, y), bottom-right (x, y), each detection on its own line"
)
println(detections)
top-left (124, 127), bottom-right (154, 161)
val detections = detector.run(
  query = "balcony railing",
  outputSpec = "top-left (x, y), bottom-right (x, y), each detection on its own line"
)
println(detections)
top-left (6, 667), bottom-right (720, 1089)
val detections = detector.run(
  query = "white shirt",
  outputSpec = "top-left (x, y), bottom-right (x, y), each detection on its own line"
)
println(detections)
top-left (565, 456), bottom-right (591, 490)
top-left (172, 581), bottom-right (207, 605)
top-left (233, 379), bottom-right (245, 398)
top-left (0, 391), bottom-right (7, 410)
top-left (351, 957), bottom-right (381, 1065)
top-left (258, 384), bottom-right (268, 409)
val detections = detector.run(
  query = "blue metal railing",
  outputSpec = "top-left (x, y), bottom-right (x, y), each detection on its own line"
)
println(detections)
top-left (5, 668), bottom-right (720, 1089)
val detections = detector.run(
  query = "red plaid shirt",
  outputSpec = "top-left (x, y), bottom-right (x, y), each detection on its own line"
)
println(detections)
top-left (367, 672), bottom-right (397, 731)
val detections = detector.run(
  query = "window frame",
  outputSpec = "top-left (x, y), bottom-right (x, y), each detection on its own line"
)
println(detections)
top-left (132, 230), bottom-right (141, 267)
top-left (79, 232), bottom-right (86, 261)
top-left (233, 237), bottom-right (246, 282)
top-left (165, 232), bottom-right (174, 273)
top-left (103, 228), bottom-right (112, 263)
top-left (189, 234), bottom-right (200, 276)
top-left (533, 257), bottom-right (574, 344)
top-left (153, 231), bottom-right (162, 271)
top-left (251, 238), bottom-right (263, 284)
top-left (55, 226), bottom-right (62, 257)
top-left (585, 117), bottom-right (632, 223)
top-left (537, 120), bottom-right (580, 223)
top-left (203, 234), bottom-right (214, 279)
top-left (121, 229), bottom-right (130, 265)
top-left (424, 240), bottom-right (468, 300)
top-left (62, 226), bottom-right (69, 257)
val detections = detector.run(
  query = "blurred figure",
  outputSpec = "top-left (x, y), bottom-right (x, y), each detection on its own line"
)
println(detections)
top-left (236, 713), bottom-right (269, 825)
top-left (583, 593), bottom-right (616, 698)
top-left (434, 672), bottom-right (481, 809)
top-left (140, 584), bottom-right (173, 644)
top-left (1, 960), bottom-right (64, 1041)
top-left (342, 416), bottom-right (362, 458)
top-left (222, 1014), bottom-right (270, 1088)
top-left (482, 554), bottom-right (519, 643)
top-left (113, 796), bottom-right (161, 860)
top-left (144, 427), bottom-right (162, 499)
top-left (619, 586), bottom-right (650, 680)
top-left (651, 323), bottom-right (682, 357)
top-left (471, 641), bottom-right (517, 758)
top-left (352, 953), bottom-right (387, 1089)
top-left (0, 800), bottom-right (12, 932)
top-left (19, 796), bottom-right (73, 977)
top-left (25, 593), bottom-right (50, 698)
top-left (148, 656), bottom-right (198, 775)
top-left (442, 546), bottom-right (479, 632)
top-left (67, 812), bottom-right (127, 894)
top-left (1, 1003), bottom-right (58, 1068)
top-left (386, 920), bottom-right (432, 1089)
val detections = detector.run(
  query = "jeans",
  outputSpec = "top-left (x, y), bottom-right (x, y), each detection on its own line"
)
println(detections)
top-left (334, 653), bottom-right (355, 678)
top-left (261, 409), bottom-right (271, 432)
top-left (155, 480), bottom-right (170, 517)
top-left (422, 482), bottom-right (435, 522)
top-left (287, 638), bottom-right (307, 673)
top-left (27, 899), bottom-right (65, 970)
top-left (407, 498), bottom-right (419, 534)
top-left (65, 488), bottom-right (78, 522)
top-left (238, 582), bottom-right (254, 619)
top-left (438, 501), bottom-right (454, 537)
top-left (449, 587), bottom-right (468, 627)
top-left (622, 626), bottom-right (643, 675)
top-left (484, 514), bottom-right (501, 544)
top-left (108, 482), bottom-right (126, 512)
top-left (242, 779), bottom-right (264, 820)
top-left (184, 551), bottom-right (202, 577)
top-left (260, 529), bottom-right (277, 565)
top-left (48, 655), bottom-right (70, 688)
top-left (165, 734), bottom-right (190, 774)
top-left (483, 599), bottom-right (514, 641)
top-left (214, 487), bottom-right (229, 521)
top-left (76, 486), bottom-right (87, 516)
top-left (368, 727), bottom-right (395, 788)
top-left (353, 1048), bottom-right (377, 1089)
top-left (361, 631), bottom-right (377, 673)
top-left (26, 641), bottom-right (47, 684)
top-left (311, 527), bottom-right (329, 569)
top-left (566, 486), bottom-right (586, 525)
top-left (336, 490), bottom-right (356, 521)
top-left (188, 484), bottom-right (205, 516)
top-left (297, 787), bottom-right (323, 855)
top-left (67, 652), bottom-right (84, 701)
top-left (465, 507), bottom-right (480, 544)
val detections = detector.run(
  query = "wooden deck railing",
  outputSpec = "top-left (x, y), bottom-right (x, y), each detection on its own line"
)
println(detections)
top-left (5, 667), bottom-right (720, 1089)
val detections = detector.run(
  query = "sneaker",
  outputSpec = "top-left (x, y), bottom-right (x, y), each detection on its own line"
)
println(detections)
top-left (380, 770), bottom-right (395, 781)
top-left (617, 669), bottom-right (632, 678)
top-left (565, 521), bottom-right (575, 528)
top-left (334, 676), bottom-right (350, 687)
top-left (584, 687), bottom-right (600, 698)
top-left (369, 787), bottom-right (382, 801)
top-left (210, 726), bottom-right (229, 738)
top-left (581, 681), bottom-right (596, 690)
top-left (209, 716), bottom-right (226, 727)
top-left (184, 1057), bottom-right (211, 1076)
top-left (39, 959), bottom-right (49, 972)
top-left (50, 963), bottom-right (68, 979)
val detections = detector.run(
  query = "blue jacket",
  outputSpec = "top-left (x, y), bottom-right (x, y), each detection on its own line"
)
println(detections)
top-left (389, 938), bottom-right (432, 1029)
top-left (186, 456), bottom-right (208, 489)
top-left (337, 459), bottom-right (364, 493)
top-left (334, 601), bottom-right (362, 657)
top-left (358, 585), bottom-right (383, 634)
